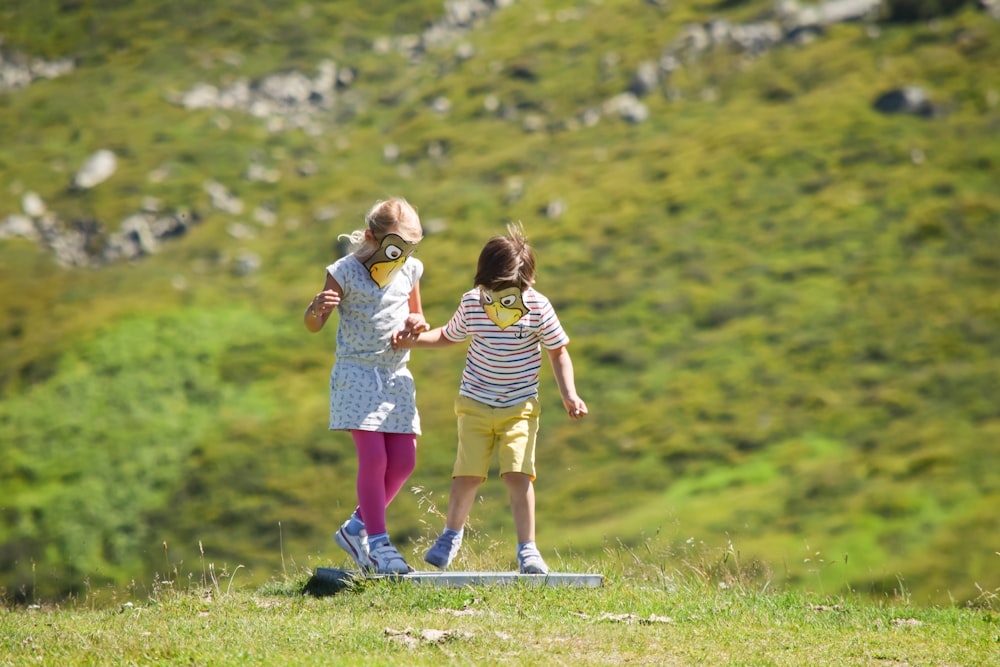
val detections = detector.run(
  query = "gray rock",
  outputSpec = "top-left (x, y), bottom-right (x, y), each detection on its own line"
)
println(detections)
top-left (780, 0), bottom-right (883, 30)
top-left (179, 82), bottom-right (220, 109)
top-left (629, 60), bottom-right (661, 97)
top-left (603, 93), bottom-right (650, 124)
top-left (114, 214), bottom-right (159, 258)
top-left (204, 180), bottom-right (244, 214)
top-left (873, 86), bottom-right (939, 117)
top-left (22, 191), bottom-right (46, 218)
top-left (253, 206), bottom-right (277, 227)
top-left (981, 0), bottom-right (1000, 19)
top-left (73, 150), bottom-right (117, 190)
top-left (0, 214), bottom-right (38, 240)
top-left (226, 222), bottom-right (256, 240)
top-left (544, 199), bottom-right (566, 219)
top-left (233, 251), bottom-right (262, 276)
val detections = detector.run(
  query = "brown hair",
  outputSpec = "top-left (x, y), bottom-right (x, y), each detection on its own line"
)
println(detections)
top-left (474, 221), bottom-right (536, 290)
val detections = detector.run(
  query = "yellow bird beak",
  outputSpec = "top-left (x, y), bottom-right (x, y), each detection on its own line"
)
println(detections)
top-left (369, 258), bottom-right (405, 289)
top-left (484, 302), bottom-right (526, 330)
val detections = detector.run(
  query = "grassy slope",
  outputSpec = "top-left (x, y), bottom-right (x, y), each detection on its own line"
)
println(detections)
top-left (1, 557), bottom-right (996, 666)
top-left (1, 0), bottom-right (998, 604)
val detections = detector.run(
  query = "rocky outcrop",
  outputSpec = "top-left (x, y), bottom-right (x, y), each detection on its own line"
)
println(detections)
top-left (0, 37), bottom-right (75, 91)
top-left (0, 194), bottom-right (201, 268)
top-left (171, 60), bottom-right (345, 135)
top-left (3, 0), bottom-right (994, 270)
top-left (375, 0), bottom-right (517, 60)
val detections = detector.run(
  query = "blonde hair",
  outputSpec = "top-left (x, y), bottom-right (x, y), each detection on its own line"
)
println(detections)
top-left (339, 198), bottom-right (422, 255)
top-left (474, 221), bottom-right (536, 290)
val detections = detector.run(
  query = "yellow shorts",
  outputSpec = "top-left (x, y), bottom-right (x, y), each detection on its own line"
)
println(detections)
top-left (452, 394), bottom-right (540, 480)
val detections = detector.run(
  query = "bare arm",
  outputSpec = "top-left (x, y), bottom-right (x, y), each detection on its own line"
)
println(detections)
top-left (392, 326), bottom-right (460, 349)
top-left (546, 345), bottom-right (588, 419)
top-left (403, 281), bottom-right (430, 336)
top-left (304, 274), bottom-right (342, 333)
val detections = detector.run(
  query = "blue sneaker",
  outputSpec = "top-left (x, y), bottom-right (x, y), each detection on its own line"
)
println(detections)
top-left (369, 542), bottom-right (412, 575)
top-left (517, 544), bottom-right (548, 574)
top-left (334, 520), bottom-right (370, 571)
top-left (424, 531), bottom-right (462, 569)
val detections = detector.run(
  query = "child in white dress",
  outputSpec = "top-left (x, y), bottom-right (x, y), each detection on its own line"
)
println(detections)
top-left (305, 198), bottom-right (428, 574)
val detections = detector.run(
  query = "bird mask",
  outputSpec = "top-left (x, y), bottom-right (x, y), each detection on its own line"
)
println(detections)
top-left (479, 286), bottom-right (529, 330)
top-left (363, 233), bottom-right (419, 288)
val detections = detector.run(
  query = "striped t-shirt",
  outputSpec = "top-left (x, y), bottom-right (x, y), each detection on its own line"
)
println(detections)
top-left (442, 287), bottom-right (570, 408)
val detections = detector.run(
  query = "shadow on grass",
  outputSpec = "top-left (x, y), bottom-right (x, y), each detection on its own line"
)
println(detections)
top-left (302, 568), bottom-right (360, 597)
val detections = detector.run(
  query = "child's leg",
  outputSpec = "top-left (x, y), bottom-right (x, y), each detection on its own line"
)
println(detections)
top-left (425, 475), bottom-right (481, 569)
top-left (383, 432), bottom-right (417, 507)
top-left (448, 395), bottom-right (496, 531)
top-left (445, 475), bottom-right (484, 532)
top-left (348, 433), bottom-right (416, 527)
top-left (503, 471), bottom-right (548, 573)
top-left (425, 395), bottom-right (493, 569)
top-left (352, 430), bottom-right (389, 536)
top-left (501, 472), bottom-right (535, 544)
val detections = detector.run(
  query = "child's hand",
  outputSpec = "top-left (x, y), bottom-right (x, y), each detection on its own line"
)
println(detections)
top-left (403, 313), bottom-right (430, 336)
top-left (311, 289), bottom-right (341, 317)
top-left (564, 396), bottom-right (588, 420)
top-left (391, 328), bottom-right (419, 349)
top-left (391, 314), bottom-right (429, 349)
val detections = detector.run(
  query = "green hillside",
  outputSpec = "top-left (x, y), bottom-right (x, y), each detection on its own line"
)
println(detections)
top-left (1, 0), bottom-right (998, 605)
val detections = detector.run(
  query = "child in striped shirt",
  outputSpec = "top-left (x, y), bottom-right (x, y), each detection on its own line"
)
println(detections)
top-left (392, 222), bottom-right (587, 574)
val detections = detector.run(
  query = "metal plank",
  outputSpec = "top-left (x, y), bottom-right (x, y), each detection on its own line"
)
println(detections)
top-left (311, 567), bottom-right (604, 590)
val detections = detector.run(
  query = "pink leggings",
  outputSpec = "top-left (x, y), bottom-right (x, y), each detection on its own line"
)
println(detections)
top-left (351, 430), bottom-right (417, 536)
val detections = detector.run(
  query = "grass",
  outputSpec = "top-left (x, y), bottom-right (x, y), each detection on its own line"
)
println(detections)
top-left (1, 0), bottom-right (999, 608)
top-left (1, 538), bottom-right (997, 666)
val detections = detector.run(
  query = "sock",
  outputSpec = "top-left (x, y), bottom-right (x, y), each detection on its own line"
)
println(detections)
top-left (369, 532), bottom-right (390, 549)
top-left (346, 511), bottom-right (365, 536)
top-left (442, 527), bottom-right (463, 542)
top-left (517, 541), bottom-right (537, 555)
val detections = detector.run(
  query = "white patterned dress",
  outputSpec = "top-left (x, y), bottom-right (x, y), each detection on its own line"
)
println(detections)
top-left (326, 254), bottom-right (423, 434)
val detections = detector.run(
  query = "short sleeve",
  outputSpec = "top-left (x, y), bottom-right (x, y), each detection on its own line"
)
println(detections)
top-left (327, 258), bottom-right (352, 297)
top-left (442, 296), bottom-right (470, 342)
top-left (535, 293), bottom-right (570, 350)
